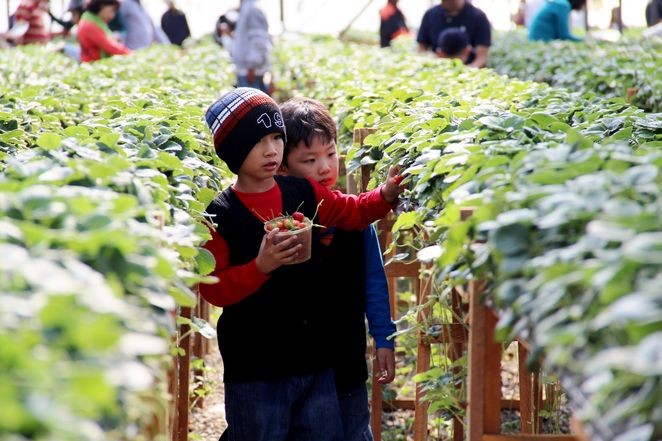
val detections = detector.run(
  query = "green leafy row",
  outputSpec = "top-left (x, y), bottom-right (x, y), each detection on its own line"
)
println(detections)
top-left (274, 38), bottom-right (662, 439)
top-left (488, 32), bottom-right (662, 113)
top-left (0, 42), bottom-right (233, 440)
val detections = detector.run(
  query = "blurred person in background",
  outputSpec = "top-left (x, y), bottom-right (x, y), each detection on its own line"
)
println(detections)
top-left (646, 0), bottom-right (662, 26)
top-left (77, 0), bottom-right (132, 62)
top-left (48, 0), bottom-right (83, 36)
top-left (161, 0), bottom-right (190, 46)
top-left (435, 27), bottom-right (473, 64)
top-left (55, 0), bottom-right (85, 61)
top-left (609, 6), bottom-right (625, 31)
top-left (417, 0), bottom-right (491, 68)
top-left (513, 0), bottom-right (545, 28)
top-left (528, 0), bottom-right (586, 42)
top-left (379, 0), bottom-right (408, 48)
top-left (214, 9), bottom-right (238, 48)
top-left (120, 0), bottom-right (168, 50)
top-left (4, 0), bottom-right (51, 45)
top-left (107, 2), bottom-right (127, 39)
top-left (226, 0), bottom-right (272, 93)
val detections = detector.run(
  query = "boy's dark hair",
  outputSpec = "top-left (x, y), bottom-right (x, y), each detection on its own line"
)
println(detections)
top-left (280, 98), bottom-right (337, 166)
top-left (569, 0), bottom-right (586, 10)
top-left (87, 0), bottom-right (120, 14)
top-left (437, 27), bottom-right (469, 56)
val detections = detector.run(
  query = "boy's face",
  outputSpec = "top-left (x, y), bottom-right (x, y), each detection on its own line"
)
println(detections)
top-left (238, 132), bottom-right (285, 181)
top-left (281, 136), bottom-right (339, 189)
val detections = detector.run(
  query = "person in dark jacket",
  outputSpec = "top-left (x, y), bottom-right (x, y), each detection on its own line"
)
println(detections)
top-left (160, 0), bottom-right (190, 46)
top-left (646, 0), bottom-right (662, 26)
top-left (379, 0), bottom-right (408, 47)
top-left (417, 0), bottom-right (491, 68)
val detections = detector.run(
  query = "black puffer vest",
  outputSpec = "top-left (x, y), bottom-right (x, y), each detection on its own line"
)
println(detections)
top-left (322, 228), bottom-right (368, 391)
top-left (206, 176), bottom-right (331, 382)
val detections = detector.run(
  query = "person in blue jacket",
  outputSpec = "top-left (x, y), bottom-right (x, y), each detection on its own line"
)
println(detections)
top-left (528, 0), bottom-right (586, 42)
top-left (280, 97), bottom-right (397, 441)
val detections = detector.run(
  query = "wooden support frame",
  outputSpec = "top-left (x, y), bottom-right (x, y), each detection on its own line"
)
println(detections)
top-left (173, 306), bottom-right (193, 441)
top-left (467, 280), bottom-right (503, 440)
top-left (351, 128), bottom-right (584, 441)
top-left (413, 264), bottom-right (433, 441)
top-left (192, 293), bottom-right (211, 409)
top-left (352, 127), bottom-right (421, 441)
top-left (466, 282), bottom-right (585, 441)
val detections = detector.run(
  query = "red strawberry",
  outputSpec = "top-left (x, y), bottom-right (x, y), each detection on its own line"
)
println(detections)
top-left (292, 212), bottom-right (305, 222)
top-left (393, 175), bottom-right (404, 185)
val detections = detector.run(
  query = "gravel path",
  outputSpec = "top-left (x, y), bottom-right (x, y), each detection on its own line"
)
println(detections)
top-left (188, 342), bottom-right (569, 440)
top-left (188, 347), bottom-right (227, 441)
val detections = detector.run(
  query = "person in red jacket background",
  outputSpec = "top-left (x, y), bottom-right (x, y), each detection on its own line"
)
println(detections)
top-left (77, 0), bottom-right (132, 62)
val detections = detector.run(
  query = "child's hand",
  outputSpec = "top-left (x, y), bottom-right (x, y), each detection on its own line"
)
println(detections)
top-left (376, 347), bottom-right (396, 384)
top-left (380, 166), bottom-right (405, 205)
top-left (255, 228), bottom-right (302, 274)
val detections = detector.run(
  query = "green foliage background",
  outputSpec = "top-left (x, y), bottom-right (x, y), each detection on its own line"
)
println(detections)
top-left (1, 31), bottom-right (660, 440)
top-left (273, 36), bottom-right (662, 440)
top-left (0, 41), bottom-right (233, 440)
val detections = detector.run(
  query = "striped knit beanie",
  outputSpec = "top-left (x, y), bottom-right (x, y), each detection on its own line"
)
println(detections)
top-left (205, 88), bottom-right (286, 173)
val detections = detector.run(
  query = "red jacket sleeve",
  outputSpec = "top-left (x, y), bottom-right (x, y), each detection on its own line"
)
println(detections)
top-left (79, 21), bottom-right (132, 59)
top-left (96, 31), bottom-right (132, 56)
top-left (198, 228), bottom-right (270, 307)
top-left (311, 178), bottom-right (393, 230)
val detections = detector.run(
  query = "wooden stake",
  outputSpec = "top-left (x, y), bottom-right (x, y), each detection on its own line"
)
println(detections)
top-left (518, 343), bottom-right (534, 433)
top-left (370, 343), bottom-right (383, 441)
top-left (413, 265), bottom-right (432, 441)
top-left (175, 306), bottom-right (192, 441)
top-left (467, 280), bottom-right (501, 441)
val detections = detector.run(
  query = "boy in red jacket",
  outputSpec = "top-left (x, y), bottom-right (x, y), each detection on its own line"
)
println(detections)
top-left (280, 97), bottom-right (397, 441)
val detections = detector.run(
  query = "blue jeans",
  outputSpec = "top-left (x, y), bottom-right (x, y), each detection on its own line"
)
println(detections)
top-left (237, 74), bottom-right (268, 93)
top-left (224, 368), bottom-right (344, 441)
top-left (337, 384), bottom-right (374, 441)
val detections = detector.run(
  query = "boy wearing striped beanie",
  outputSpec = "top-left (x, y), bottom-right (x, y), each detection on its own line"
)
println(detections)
top-left (200, 87), bottom-right (404, 440)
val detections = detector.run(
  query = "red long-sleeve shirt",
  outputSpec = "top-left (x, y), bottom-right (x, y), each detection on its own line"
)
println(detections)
top-left (199, 178), bottom-right (393, 307)
top-left (78, 20), bottom-right (132, 63)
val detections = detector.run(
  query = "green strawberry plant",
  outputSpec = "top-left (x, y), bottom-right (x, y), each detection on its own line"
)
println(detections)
top-left (488, 31), bottom-right (662, 113)
top-left (1, 33), bottom-right (660, 440)
top-left (274, 37), bottom-right (662, 439)
top-left (0, 40), bottom-right (234, 440)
